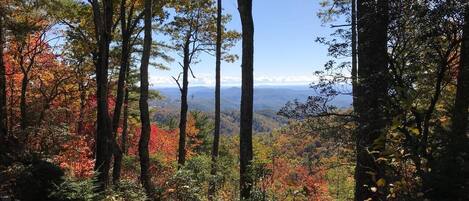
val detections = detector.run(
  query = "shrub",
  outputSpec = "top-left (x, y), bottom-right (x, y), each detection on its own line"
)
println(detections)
top-left (49, 176), bottom-right (98, 201)
top-left (50, 176), bottom-right (148, 201)
top-left (14, 160), bottom-right (64, 201)
top-left (164, 155), bottom-right (211, 201)
top-left (103, 180), bottom-right (147, 201)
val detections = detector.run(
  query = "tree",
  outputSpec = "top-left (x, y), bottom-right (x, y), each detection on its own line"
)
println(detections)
top-left (445, 3), bottom-right (469, 199)
top-left (18, 32), bottom-right (46, 133)
top-left (90, 0), bottom-right (114, 190)
top-left (354, 0), bottom-right (389, 200)
top-left (237, 0), bottom-right (254, 199)
top-left (3, 0), bottom-right (51, 136)
top-left (111, 0), bottom-right (147, 184)
top-left (7, 25), bottom-right (54, 142)
top-left (166, 0), bottom-right (238, 166)
top-left (138, 0), bottom-right (153, 196)
top-left (168, 0), bottom-right (213, 167)
top-left (384, 1), bottom-right (464, 199)
top-left (0, 6), bottom-right (7, 140)
top-left (450, 4), bottom-right (469, 155)
top-left (121, 67), bottom-right (131, 155)
top-left (49, 0), bottom-right (97, 140)
top-left (208, 0), bottom-right (222, 199)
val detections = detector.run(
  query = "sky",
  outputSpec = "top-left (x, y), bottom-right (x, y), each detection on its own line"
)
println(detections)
top-left (149, 0), bottom-right (335, 87)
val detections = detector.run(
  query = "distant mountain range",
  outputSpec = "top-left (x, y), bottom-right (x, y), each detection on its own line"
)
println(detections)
top-left (150, 86), bottom-right (352, 135)
top-left (152, 85), bottom-right (352, 112)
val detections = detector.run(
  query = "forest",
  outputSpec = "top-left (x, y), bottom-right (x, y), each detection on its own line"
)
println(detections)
top-left (0, 0), bottom-right (468, 200)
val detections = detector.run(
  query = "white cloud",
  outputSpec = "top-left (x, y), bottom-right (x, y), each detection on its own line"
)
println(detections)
top-left (254, 75), bottom-right (313, 85)
top-left (150, 73), bottom-right (314, 87)
top-left (149, 76), bottom-right (174, 86)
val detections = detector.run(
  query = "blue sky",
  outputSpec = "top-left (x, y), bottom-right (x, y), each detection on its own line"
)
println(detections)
top-left (150, 0), bottom-right (335, 87)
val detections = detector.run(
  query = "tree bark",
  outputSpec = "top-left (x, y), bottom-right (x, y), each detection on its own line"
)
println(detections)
top-left (20, 73), bottom-right (28, 133)
top-left (445, 4), bottom-right (469, 199)
top-left (354, 0), bottom-right (389, 200)
top-left (121, 84), bottom-right (129, 155)
top-left (237, 0), bottom-right (254, 199)
top-left (209, 0), bottom-right (222, 199)
top-left (451, 4), bottom-right (469, 143)
top-left (18, 43), bottom-right (40, 136)
top-left (138, 0), bottom-right (153, 196)
top-left (177, 35), bottom-right (191, 167)
top-left (0, 13), bottom-right (7, 139)
top-left (111, 0), bottom-right (132, 184)
top-left (91, 0), bottom-right (114, 191)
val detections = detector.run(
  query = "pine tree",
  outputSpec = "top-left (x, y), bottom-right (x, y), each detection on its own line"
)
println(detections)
top-left (237, 0), bottom-right (254, 199)
top-left (208, 0), bottom-right (222, 199)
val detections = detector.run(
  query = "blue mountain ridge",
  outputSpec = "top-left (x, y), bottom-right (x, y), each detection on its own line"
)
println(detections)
top-left (151, 85), bottom-right (352, 112)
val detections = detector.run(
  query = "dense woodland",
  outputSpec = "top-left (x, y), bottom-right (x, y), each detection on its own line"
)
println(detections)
top-left (0, 0), bottom-right (468, 200)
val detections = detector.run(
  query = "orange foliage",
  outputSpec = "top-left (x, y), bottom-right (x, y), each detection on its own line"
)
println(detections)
top-left (54, 136), bottom-right (94, 178)
top-left (128, 115), bottom-right (201, 163)
top-left (125, 115), bottom-right (202, 185)
top-left (4, 29), bottom-right (97, 176)
top-left (129, 124), bottom-right (179, 162)
top-left (185, 115), bottom-right (201, 157)
top-left (260, 157), bottom-right (330, 200)
top-left (262, 132), bottom-right (332, 200)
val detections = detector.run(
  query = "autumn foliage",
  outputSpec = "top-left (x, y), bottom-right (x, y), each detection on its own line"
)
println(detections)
top-left (0, 1), bottom-right (357, 200)
top-left (54, 136), bottom-right (94, 178)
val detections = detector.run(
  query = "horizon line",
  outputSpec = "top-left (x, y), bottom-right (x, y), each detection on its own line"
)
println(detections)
top-left (151, 83), bottom-right (312, 88)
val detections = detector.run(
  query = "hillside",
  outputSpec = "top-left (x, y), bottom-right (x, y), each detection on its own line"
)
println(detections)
top-left (150, 86), bottom-right (351, 135)
top-left (152, 106), bottom-right (287, 135)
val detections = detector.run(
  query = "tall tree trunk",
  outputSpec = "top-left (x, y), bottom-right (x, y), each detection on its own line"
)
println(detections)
top-left (112, 141), bottom-right (123, 184)
top-left (237, 0), bottom-right (254, 199)
top-left (451, 4), bottom-right (469, 143)
top-left (138, 0), bottom-right (153, 196)
top-left (121, 84), bottom-right (129, 155)
top-left (209, 0), bottom-right (222, 199)
top-left (177, 36), bottom-right (190, 167)
top-left (445, 4), bottom-right (469, 199)
top-left (91, 0), bottom-right (114, 191)
top-left (20, 74), bottom-right (28, 133)
top-left (0, 14), bottom-right (7, 139)
top-left (354, 0), bottom-right (389, 200)
top-left (111, 0), bottom-right (131, 184)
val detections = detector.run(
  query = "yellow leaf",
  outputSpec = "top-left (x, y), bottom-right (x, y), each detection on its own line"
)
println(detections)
top-left (410, 127), bottom-right (420, 135)
top-left (377, 178), bottom-right (386, 187)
